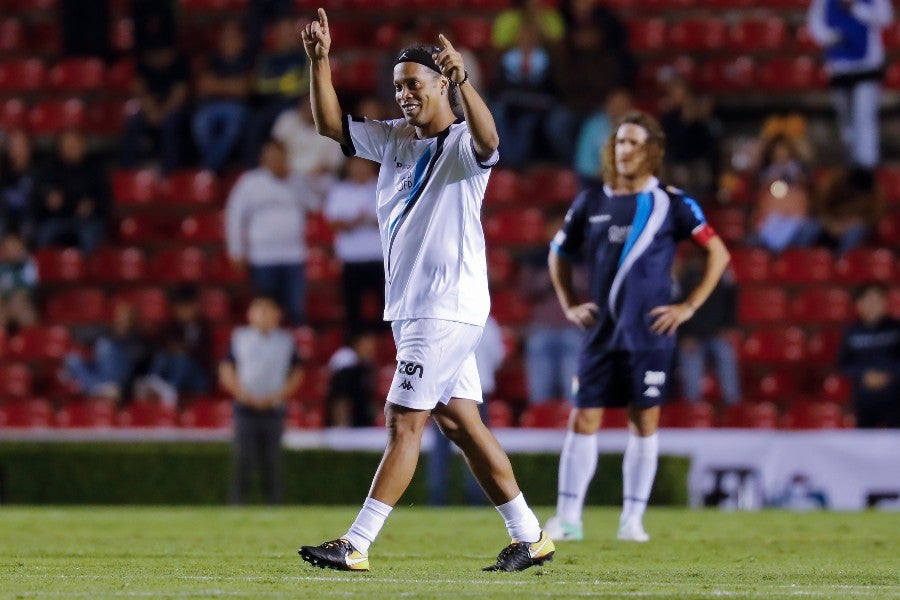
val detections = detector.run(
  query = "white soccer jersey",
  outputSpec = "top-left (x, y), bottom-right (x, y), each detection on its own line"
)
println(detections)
top-left (341, 116), bottom-right (498, 326)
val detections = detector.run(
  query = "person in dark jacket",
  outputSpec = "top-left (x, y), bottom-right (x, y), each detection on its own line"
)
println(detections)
top-left (838, 284), bottom-right (900, 428)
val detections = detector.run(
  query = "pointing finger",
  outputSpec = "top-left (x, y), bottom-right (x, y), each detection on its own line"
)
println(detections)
top-left (438, 33), bottom-right (454, 50)
top-left (317, 7), bottom-right (328, 30)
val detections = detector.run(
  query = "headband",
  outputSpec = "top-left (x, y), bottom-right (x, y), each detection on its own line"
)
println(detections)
top-left (393, 46), bottom-right (442, 74)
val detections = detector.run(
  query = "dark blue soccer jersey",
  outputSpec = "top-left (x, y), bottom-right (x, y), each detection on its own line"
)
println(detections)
top-left (551, 177), bottom-right (714, 353)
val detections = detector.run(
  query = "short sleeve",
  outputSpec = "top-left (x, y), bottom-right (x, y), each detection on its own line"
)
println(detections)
top-left (342, 115), bottom-right (393, 163)
top-left (672, 194), bottom-right (716, 245)
top-left (457, 129), bottom-right (499, 174)
top-left (550, 191), bottom-right (589, 259)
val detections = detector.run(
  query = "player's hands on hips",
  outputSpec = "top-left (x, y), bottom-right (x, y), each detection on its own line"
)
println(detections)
top-left (301, 8), bottom-right (331, 60)
top-left (432, 34), bottom-right (466, 84)
top-left (649, 303), bottom-right (695, 336)
top-left (565, 302), bottom-right (599, 330)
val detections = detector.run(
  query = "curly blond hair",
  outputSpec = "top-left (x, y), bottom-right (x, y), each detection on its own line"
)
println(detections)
top-left (601, 110), bottom-right (666, 184)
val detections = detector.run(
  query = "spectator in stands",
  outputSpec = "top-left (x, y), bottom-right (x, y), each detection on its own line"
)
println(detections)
top-left (272, 93), bottom-right (345, 192)
top-left (60, 0), bottom-right (111, 60)
top-left (808, 0), bottom-right (894, 169)
top-left (675, 247), bottom-right (741, 406)
top-left (134, 284), bottom-right (213, 406)
top-left (573, 88), bottom-right (633, 182)
top-left (553, 0), bottom-right (635, 166)
top-left (62, 301), bottom-right (152, 403)
top-left (492, 0), bottom-right (566, 51)
top-left (34, 130), bottom-right (109, 254)
top-left (132, 0), bottom-right (177, 56)
top-left (0, 130), bottom-right (38, 238)
top-left (246, 0), bottom-right (294, 58)
top-left (808, 167), bottom-right (881, 255)
top-left (492, 23), bottom-right (560, 167)
top-left (659, 75), bottom-right (719, 197)
top-left (226, 139), bottom-right (319, 326)
top-left (220, 295), bottom-right (303, 504)
top-left (243, 17), bottom-right (309, 167)
top-left (0, 231), bottom-right (38, 336)
top-left (325, 329), bottom-right (378, 427)
top-left (120, 43), bottom-right (190, 174)
top-left (519, 210), bottom-right (587, 405)
top-left (428, 315), bottom-right (505, 506)
top-left (324, 157), bottom-right (383, 337)
top-left (750, 133), bottom-right (813, 253)
top-left (838, 284), bottom-right (900, 428)
top-left (192, 20), bottom-right (254, 174)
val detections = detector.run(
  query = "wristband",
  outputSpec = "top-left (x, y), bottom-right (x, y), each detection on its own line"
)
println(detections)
top-left (450, 70), bottom-right (469, 87)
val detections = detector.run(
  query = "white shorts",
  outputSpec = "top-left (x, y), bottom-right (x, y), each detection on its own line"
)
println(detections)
top-left (386, 319), bottom-right (484, 411)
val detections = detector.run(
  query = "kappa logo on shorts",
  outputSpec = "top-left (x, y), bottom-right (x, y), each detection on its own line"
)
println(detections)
top-left (398, 379), bottom-right (415, 391)
top-left (398, 360), bottom-right (425, 379)
top-left (644, 371), bottom-right (666, 386)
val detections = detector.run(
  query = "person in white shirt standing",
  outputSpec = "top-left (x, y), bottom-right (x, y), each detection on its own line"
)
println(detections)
top-left (225, 139), bottom-right (319, 325)
top-left (324, 156), bottom-right (384, 336)
top-left (297, 9), bottom-right (554, 573)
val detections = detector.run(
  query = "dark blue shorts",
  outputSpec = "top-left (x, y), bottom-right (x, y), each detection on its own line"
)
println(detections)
top-left (574, 349), bottom-right (674, 409)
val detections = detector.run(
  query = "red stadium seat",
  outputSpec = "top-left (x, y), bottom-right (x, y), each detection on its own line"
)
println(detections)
top-left (179, 397), bottom-right (233, 428)
top-left (28, 99), bottom-right (86, 135)
top-left (0, 59), bottom-right (46, 93)
top-left (306, 288), bottom-right (344, 323)
top-left (294, 365), bottom-right (330, 406)
top-left (372, 22), bottom-right (400, 50)
top-left (484, 168), bottom-right (520, 205)
top-left (0, 98), bottom-right (28, 130)
top-left (750, 369), bottom-right (801, 402)
top-left (494, 362), bottom-right (528, 403)
top-left (150, 247), bottom-right (207, 283)
top-left (118, 402), bottom-right (177, 427)
top-left (112, 169), bottom-right (160, 206)
top-left (877, 211), bottom-right (900, 246)
top-left (306, 247), bottom-right (341, 283)
top-left (449, 17), bottom-right (493, 50)
top-left (729, 248), bottom-right (771, 284)
top-left (55, 399), bottom-right (116, 428)
top-left (0, 19), bottom-right (24, 53)
top-left (627, 18), bottom-right (667, 53)
top-left (602, 408), bottom-right (629, 428)
top-left (694, 56), bottom-right (756, 93)
top-left (781, 401), bottom-right (846, 429)
top-left (161, 169), bottom-right (221, 206)
top-left (704, 207), bottom-right (746, 243)
top-left (738, 287), bottom-right (788, 324)
top-left (85, 101), bottom-right (127, 135)
top-left (107, 58), bottom-right (135, 94)
top-left (6, 326), bottom-right (72, 361)
top-left (293, 326), bottom-right (343, 364)
top-left (487, 400), bottom-right (515, 428)
top-left (771, 248), bottom-right (833, 283)
top-left (890, 287), bottom-right (900, 319)
top-left (89, 247), bottom-right (148, 283)
top-left (806, 327), bottom-right (843, 365)
top-left (741, 326), bottom-right (805, 363)
top-left (720, 401), bottom-right (778, 428)
top-left (757, 57), bottom-right (826, 92)
top-left (821, 374), bottom-right (852, 404)
top-left (883, 20), bottom-right (900, 51)
top-left (337, 56), bottom-right (377, 94)
top-left (306, 212), bottom-right (335, 246)
top-left (727, 17), bottom-right (788, 52)
top-left (180, 211), bottom-right (224, 243)
top-left (288, 401), bottom-right (325, 429)
top-left (791, 287), bottom-right (852, 324)
top-left (490, 289), bottom-right (531, 325)
top-left (27, 21), bottom-right (61, 55)
top-left (523, 167), bottom-right (579, 205)
top-left (834, 248), bottom-right (895, 283)
top-left (34, 247), bottom-right (85, 283)
top-left (118, 214), bottom-right (179, 245)
top-left (660, 401), bottom-right (713, 428)
top-left (207, 251), bottom-right (246, 285)
top-left (667, 18), bottom-right (727, 52)
top-left (111, 18), bottom-right (134, 54)
top-left (875, 166), bottom-right (900, 205)
top-left (0, 363), bottom-right (32, 398)
top-left (199, 287), bottom-right (231, 323)
top-left (794, 23), bottom-right (819, 52)
top-left (48, 58), bottom-right (105, 92)
top-left (519, 400), bottom-right (572, 429)
top-left (112, 287), bottom-right (169, 324)
top-left (45, 287), bottom-right (109, 325)
top-left (484, 209), bottom-right (544, 245)
top-left (487, 246), bottom-right (516, 286)
top-left (0, 398), bottom-right (53, 428)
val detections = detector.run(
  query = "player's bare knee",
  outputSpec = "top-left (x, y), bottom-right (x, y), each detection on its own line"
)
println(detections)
top-left (570, 408), bottom-right (602, 434)
top-left (385, 405), bottom-right (428, 443)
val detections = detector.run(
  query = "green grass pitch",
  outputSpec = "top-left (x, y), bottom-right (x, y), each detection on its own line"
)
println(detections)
top-left (2, 507), bottom-right (898, 599)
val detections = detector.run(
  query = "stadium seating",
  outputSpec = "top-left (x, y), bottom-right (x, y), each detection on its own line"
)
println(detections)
top-left (487, 400), bottom-right (515, 428)
top-left (160, 169), bottom-right (221, 206)
top-left (44, 287), bottom-right (109, 325)
top-left (790, 287), bottom-right (853, 324)
top-left (48, 58), bottom-right (105, 92)
top-left (180, 211), bottom-right (224, 244)
top-left (781, 401), bottom-right (847, 429)
top-left (721, 401), bottom-right (779, 428)
top-left (0, 98), bottom-right (27, 130)
top-left (0, 58), bottom-right (46, 93)
top-left (627, 18), bottom-right (667, 53)
top-left (178, 397), bottom-right (233, 428)
top-left (483, 209), bottom-right (544, 245)
top-left (660, 401), bottom-right (714, 428)
top-left (0, 397), bottom-right (54, 428)
top-left (667, 18), bottom-right (727, 52)
top-left (112, 287), bottom-right (169, 323)
top-left (729, 248), bottom-right (771, 283)
top-left (89, 247), bottom-right (148, 283)
top-left (118, 403), bottom-right (177, 427)
top-left (55, 399), bottom-right (116, 428)
top-left (519, 401), bottom-right (571, 429)
top-left (484, 168), bottom-right (520, 205)
top-left (751, 369), bottom-right (801, 402)
top-left (771, 248), bottom-right (833, 284)
top-left (727, 17), bottom-right (788, 53)
top-left (805, 327), bottom-right (843, 365)
top-left (741, 326), bottom-right (805, 363)
top-left (738, 287), bottom-right (788, 324)
top-left (150, 247), bottom-right (208, 283)
top-left (112, 169), bottom-right (161, 206)
top-left (27, 99), bottom-right (86, 134)
top-left (834, 248), bottom-right (895, 283)
top-left (199, 287), bottom-right (231, 323)
top-left (0, 18), bottom-right (24, 53)
top-left (35, 247), bottom-right (85, 283)
top-left (6, 326), bottom-right (72, 361)
top-left (119, 214), bottom-right (180, 245)
top-left (0, 362), bottom-right (33, 398)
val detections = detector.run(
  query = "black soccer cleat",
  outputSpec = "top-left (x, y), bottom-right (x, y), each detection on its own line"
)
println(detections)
top-left (482, 531), bottom-right (555, 572)
top-left (298, 538), bottom-right (369, 571)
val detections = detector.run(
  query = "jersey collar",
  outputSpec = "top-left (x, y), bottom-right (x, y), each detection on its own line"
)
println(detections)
top-left (603, 176), bottom-right (659, 198)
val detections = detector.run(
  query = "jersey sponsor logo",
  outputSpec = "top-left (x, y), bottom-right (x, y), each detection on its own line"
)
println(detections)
top-left (644, 386), bottom-right (661, 398)
top-left (589, 214), bottom-right (611, 223)
top-left (644, 371), bottom-right (666, 386)
top-left (398, 360), bottom-right (425, 378)
top-left (608, 224), bottom-right (631, 244)
top-left (398, 379), bottom-right (415, 391)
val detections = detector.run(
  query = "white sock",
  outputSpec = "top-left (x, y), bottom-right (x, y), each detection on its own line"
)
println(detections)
top-left (556, 431), bottom-right (598, 524)
top-left (495, 492), bottom-right (542, 543)
top-left (621, 432), bottom-right (658, 523)
top-left (344, 497), bottom-right (393, 553)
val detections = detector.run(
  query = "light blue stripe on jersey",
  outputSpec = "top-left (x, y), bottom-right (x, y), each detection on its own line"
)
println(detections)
top-left (682, 196), bottom-right (706, 224)
top-left (618, 192), bottom-right (653, 268)
top-left (388, 145), bottom-right (432, 239)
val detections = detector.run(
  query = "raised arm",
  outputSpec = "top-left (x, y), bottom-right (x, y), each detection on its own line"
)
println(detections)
top-left (432, 34), bottom-right (499, 162)
top-left (301, 8), bottom-right (345, 144)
